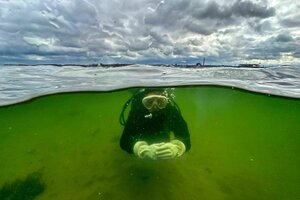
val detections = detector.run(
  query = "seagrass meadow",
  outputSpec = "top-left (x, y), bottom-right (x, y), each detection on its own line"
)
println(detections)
top-left (0, 86), bottom-right (299, 200)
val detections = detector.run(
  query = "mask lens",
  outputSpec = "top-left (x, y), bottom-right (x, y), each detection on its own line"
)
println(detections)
top-left (142, 95), bottom-right (168, 110)
top-left (142, 97), bottom-right (155, 109)
top-left (156, 97), bottom-right (168, 109)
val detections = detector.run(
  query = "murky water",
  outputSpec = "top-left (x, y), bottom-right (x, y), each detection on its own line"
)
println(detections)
top-left (0, 86), bottom-right (299, 200)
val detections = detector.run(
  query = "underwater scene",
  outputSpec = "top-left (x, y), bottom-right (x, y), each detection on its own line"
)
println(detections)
top-left (0, 0), bottom-right (300, 200)
top-left (2, 0), bottom-right (300, 199)
top-left (0, 84), bottom-right (299, 200)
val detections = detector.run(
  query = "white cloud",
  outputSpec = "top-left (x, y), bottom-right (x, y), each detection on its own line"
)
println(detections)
top-left (23, 36), bottom-right (56, 46)
top-left (0, 0), bottom-right (299, 65)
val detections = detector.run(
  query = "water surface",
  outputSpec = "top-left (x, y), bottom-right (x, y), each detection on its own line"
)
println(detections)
top-left (1, 65), bottom-right (300, 106)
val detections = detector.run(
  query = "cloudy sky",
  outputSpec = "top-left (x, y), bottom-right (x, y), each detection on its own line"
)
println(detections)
top-left (0, 0), bottom-right (299, 65)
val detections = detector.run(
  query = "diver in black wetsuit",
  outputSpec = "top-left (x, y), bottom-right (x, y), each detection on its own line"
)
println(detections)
top-left (119, 88), bottom-right (191, 160)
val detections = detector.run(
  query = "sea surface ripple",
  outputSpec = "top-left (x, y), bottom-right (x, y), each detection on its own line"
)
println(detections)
top-left (0, 65), bottom-right (299, 106)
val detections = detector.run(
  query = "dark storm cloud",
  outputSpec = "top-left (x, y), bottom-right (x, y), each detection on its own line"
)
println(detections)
top-left (183, 22), bottom-right (214, 36)
top-left (143, 0), bottom-right (190, 29)
top-left (0, 0), bottom-right (116, 63)
top-left (280, 17), bottom-right (300, 28)
top-left (293, 52), bottom-right (300, 58)
top-left (231, 0), bottom-right (275, 18)
top-left (249, 19), bottom-right (274, 33)
top-left (0, 0), bottom-right (299, 65)
top-left (245, 33), bottom-right (300, 60)
top-left (193, 0), bottom-right (275, 20)
top-left (193, 1), bottom-right (232, 19)
top-left (275, 33), bottom-right (294, 42)
top-left (144, 0), bottom-right (275, 35)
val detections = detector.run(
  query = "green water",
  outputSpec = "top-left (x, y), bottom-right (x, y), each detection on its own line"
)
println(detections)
top-left (0, 86), bottom-right (299, 200)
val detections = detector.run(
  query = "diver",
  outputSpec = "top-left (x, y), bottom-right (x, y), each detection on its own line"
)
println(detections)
top-left (119, 88), bottom-right (191, 160)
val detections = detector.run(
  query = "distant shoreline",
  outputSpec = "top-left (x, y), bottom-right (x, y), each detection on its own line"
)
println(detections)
top-left (2, 63), bottom-right (263, 68)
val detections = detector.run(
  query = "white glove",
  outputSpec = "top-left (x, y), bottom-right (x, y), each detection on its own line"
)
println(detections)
top-left (155, 140), bottom-right (186, 159)
top-left (133, 141), bottom-right (165, 160)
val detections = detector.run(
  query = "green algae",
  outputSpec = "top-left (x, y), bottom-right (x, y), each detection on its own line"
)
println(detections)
top-left (0, 86), bottom-right (299, 200)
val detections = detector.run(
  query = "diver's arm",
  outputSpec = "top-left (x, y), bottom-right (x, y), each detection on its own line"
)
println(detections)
top-left (120, 123), bottom-right (138, 153)
top-left (120, 110), bottom-right (143, 153)
top-left (170, 108), bottom-right (191, 152)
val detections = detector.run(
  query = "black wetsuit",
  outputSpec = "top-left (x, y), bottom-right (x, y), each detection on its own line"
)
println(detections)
top-left (120, 91), bottom-right (191, 153)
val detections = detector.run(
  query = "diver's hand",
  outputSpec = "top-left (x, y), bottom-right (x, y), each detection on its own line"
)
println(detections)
top-left (133, 141), bottom-right (165, 160)
top-left (155, 140), bottom-right (186, 159)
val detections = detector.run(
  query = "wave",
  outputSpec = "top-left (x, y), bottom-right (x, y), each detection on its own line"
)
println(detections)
top-left (0, 65), bottom-right (299, 106)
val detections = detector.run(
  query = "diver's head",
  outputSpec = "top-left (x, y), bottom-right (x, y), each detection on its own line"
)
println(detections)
top-left (142, 88), bottom-right (169, 113)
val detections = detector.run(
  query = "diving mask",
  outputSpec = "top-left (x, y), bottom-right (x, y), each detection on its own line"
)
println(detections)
top-left (142, 94), bottom-right (169, 110)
